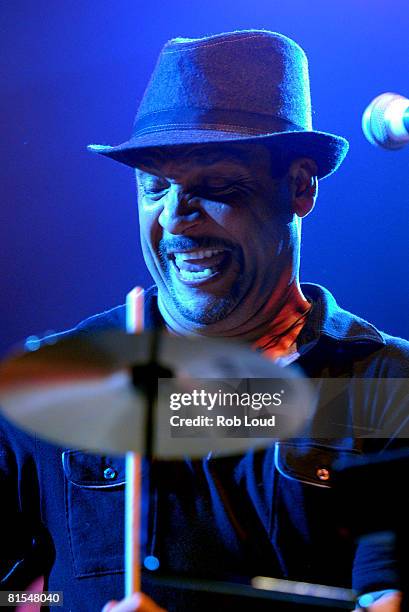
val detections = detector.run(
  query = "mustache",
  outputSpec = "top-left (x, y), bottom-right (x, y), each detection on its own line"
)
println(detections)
top-left (159, 236), bottom-right (238, 256)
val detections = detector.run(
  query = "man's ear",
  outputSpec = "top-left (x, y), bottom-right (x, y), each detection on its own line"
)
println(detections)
top-left (288, 158), bottom-right (318, 218)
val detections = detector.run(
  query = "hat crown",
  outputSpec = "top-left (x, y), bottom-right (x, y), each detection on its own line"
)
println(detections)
top-left (88, 29), bottom-right (349, 180)
top-left (136, 30), bottom-right (312, 135)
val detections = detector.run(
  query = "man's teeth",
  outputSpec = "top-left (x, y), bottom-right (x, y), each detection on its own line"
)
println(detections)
top-left (173, 249), bottom-right (225, 281)
top-left (179, 268), bottom-right (213, 280)
top-left (174, 249), bottom-right (223, 264)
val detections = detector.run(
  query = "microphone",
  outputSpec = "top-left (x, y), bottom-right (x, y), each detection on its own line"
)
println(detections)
top-left (362, 93), bottom-right (409, 150)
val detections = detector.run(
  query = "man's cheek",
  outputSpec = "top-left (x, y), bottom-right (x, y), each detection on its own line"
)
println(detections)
top-left (201, 199), bottom-right (236, 226)
top-left (139, 221), bottom-right (159, 267)
top-left (138, 207), bottom-right (159, 243)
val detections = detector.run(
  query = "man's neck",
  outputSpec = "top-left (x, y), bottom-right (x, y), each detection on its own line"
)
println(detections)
top-left (252, 282), bottom-right (311, 360)
top-left (158, 280), bottom-right (311, 344)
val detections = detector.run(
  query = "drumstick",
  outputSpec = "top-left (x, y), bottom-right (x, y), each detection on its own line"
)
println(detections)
top-left (125, 287), bottom-right (144, 597)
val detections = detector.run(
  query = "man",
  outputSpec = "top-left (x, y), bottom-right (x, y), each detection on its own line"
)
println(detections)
top-left (1, 30), bottom-right (408, 611)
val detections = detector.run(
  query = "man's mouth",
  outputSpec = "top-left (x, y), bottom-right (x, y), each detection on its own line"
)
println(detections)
top-left (170, 248), bottom-right (231, 284)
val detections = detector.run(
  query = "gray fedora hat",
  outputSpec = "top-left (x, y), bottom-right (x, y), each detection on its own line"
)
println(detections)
top-left (88, 30), bottom-right (348, 179)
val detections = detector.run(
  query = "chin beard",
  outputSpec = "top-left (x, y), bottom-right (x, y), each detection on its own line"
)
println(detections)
top-left (170, 292), bottom-right (237, 324)
top-left (164, 270), bottom-right (245, 325)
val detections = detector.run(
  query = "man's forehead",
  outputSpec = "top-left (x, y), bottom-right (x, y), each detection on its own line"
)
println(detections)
top-left (135, 142), bottom-right (270, 172)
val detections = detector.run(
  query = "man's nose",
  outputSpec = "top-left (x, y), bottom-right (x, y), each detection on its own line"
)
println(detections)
top-left (158, 184), bottom-right (202, 234)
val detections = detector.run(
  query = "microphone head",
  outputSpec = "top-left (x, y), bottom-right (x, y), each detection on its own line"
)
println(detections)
top-left (362, 92), bottom-right (409, 150)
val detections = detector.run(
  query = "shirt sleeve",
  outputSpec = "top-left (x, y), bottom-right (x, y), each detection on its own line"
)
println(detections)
top-left (352, 531), bottom-right (401, 595)
top-left (0, 415), bottom-right (50, 590)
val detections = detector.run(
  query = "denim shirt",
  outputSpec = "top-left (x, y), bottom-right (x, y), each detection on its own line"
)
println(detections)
top-left (0, 283), bottom-right (408, 611)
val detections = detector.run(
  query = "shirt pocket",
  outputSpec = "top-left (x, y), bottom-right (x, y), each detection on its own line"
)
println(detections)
top-left (274, 441), bottom-right (361, 488)
top-left (62, 450), bottom-right (125, 578)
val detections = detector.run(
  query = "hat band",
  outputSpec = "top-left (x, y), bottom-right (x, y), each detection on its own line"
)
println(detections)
top-left (132, 109), bottom-right (308, 138)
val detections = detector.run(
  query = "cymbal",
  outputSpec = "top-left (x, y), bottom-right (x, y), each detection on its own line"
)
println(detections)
top-left (0, 330), bottom-right (315, 458)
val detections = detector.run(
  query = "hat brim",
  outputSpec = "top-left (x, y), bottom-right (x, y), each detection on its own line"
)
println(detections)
top-left (88, 129), bottom-right (348, 180)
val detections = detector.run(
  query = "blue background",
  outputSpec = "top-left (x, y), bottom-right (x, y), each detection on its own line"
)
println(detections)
top-left (1, 1), bottom-right (408, 356)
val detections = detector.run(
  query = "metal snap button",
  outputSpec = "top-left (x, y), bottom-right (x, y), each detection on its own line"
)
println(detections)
top-left (103, 467), bottom-right (117, 480)
top-left (316, 467), bottom-right (330, 481)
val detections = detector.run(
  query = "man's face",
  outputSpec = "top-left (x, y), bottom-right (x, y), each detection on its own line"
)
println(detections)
top-left (135, 142), bottom-right (299, 330)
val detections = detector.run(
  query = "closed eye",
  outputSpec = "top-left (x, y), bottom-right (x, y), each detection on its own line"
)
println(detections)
top-left (140, 178), bottom-right (170, 199)
top-left (201, 177), bottom-right (254, 197)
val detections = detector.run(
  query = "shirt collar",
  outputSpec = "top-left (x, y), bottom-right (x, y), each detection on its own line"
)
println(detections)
top-left (144, 282), bottom-right (385, 348)
top-left (298, 283), bottom-right (385, 349)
